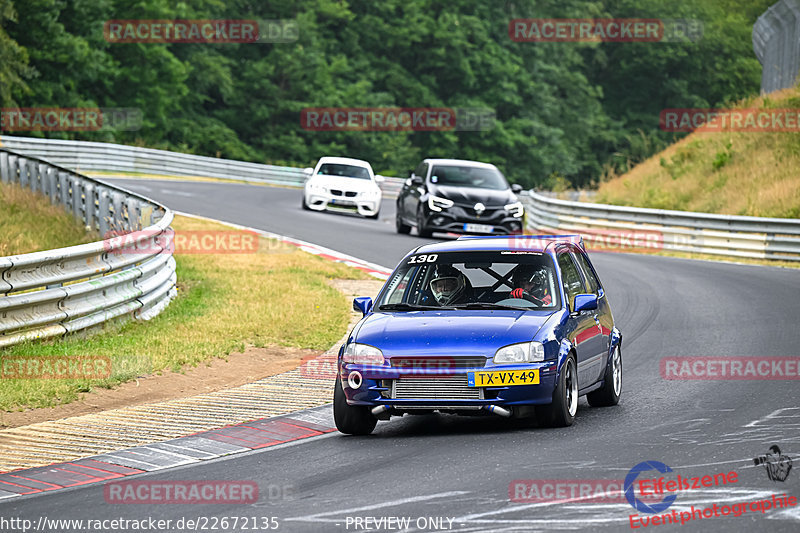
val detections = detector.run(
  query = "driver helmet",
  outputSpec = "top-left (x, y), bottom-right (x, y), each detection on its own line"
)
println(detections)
top-left (429, 265), bottom-right (466, 305)
top-left (512, 265), bottom-right (549, 300)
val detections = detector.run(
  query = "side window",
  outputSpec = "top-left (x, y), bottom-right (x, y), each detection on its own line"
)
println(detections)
top-left (557, 252), bottom-right (583, 310)
top-left (385, 268), bottom-right (416, 305)
top-left (572, 251), bottom-right (600, 294)
top-left (414, 162), bottom-right (428, 179)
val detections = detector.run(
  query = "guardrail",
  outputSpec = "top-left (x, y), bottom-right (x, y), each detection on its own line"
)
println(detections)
top-left (0, 149), bottom-right (177, 348)
top-left (0, 135), bottom-right (406, 197)
top-left (522, 191), bottom-right (800, 261)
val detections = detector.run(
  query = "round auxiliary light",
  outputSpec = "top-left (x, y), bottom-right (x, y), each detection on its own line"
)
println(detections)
top-left (347, 371), bottom-right (363, 389)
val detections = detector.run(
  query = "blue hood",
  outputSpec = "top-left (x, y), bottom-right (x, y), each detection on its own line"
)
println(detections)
top-left (353, 310), bottom-right (553, 358)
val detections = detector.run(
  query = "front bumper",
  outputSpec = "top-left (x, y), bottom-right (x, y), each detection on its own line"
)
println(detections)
top-left (420, 206), bottom-right (523, 235)
top-left (339, 361), bottom-right (559, 409)
top-left (305, 191), bottom-right (380, 217)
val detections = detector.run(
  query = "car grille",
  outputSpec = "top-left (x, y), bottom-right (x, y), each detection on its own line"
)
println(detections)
top-left (330, 189), bottom-right (358, 197)
top-left (390, 357), bottom-right (486, 369)
top-left (392, 376), bottom-right (483, 400)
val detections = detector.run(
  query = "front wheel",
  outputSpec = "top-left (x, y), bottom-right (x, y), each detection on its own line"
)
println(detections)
top-left (396, 212), bottom-right (411, 233)
top-left (587, 346), bottom-right (621, 407)
top-left (416, 208), bottom-right (433, 238)
top-left (301, 194), bottom-right (310, 210)
top-left (536, 355), bottom-right (578, 427)
top-left (333, 377), bottom-right (377, 435)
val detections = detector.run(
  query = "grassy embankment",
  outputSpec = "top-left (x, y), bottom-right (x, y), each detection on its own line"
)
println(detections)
top-left (1, 184), bottom-right (367, 411)
top-left (597, 87), bottom-right (800, 219)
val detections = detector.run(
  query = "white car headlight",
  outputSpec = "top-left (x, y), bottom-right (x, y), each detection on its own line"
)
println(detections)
top-left (504, 201), bottom-right (524, 218)
top-left (428, 195), bottom-right (454, 212)
top-left (343, 343), bottom-right (385, 364)
top-left (360, 189), bottom-right (381, 197)
top-left (494, 341), bottom-right (544, 363)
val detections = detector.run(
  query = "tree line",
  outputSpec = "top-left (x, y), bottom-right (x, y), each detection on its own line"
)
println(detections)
top-left (0, 0), bottom-right (774, 188)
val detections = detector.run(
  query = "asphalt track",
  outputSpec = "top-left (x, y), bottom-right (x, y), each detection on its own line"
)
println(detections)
top-left (2, 178), bottom-right (799, 532)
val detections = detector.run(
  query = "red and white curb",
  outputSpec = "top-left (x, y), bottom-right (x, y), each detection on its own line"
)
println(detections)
top-left (0, 406), bottom-right (335, 500)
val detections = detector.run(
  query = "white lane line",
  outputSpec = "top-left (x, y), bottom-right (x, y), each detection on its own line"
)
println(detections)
top-left (284, 491), bottom-right (469, 523)
top-left (159, 188), bottom-right (195, 197)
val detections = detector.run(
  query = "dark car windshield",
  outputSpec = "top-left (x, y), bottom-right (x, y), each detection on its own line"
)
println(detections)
top-left (376, 251), bottom-right (561, 311)
top-left (317, 163), bottom-right (371, 179)
top-left (429, 165), bottom-right (509, 190)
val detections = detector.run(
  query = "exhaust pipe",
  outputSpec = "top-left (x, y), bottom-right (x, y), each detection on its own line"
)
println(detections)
top-left (371, 405), bottom-right (391, 416)
top-left (483, 405), bottom-right (512, 418)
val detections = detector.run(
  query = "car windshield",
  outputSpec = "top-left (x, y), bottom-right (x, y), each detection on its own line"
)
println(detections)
top-left (317, 163), bottom-right (371, 179)
top-left (376, 251), bottom-right (561, 310)
top-left (429, 165), bottom-right (509, 190)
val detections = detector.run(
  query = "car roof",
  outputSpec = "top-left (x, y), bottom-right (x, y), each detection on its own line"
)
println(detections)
top-left (409, 235), bottom-right (586, 255)
top-left (316, 156), bottom-right (373, 168)
top-left (424, 158), bottom-right (498, 169)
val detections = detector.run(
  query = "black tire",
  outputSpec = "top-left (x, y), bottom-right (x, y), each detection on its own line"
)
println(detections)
top-left (333, 377), bottom-right (377, 435)
top-left (301, 194), bottom-right (310, 210)
top-left (396, 212), bottom-right (411, 233)
top-left (587, 345), bottom-right (621, 407)
top-left (368, 210), bottom-right (380, 220)
top-left (536, 355), bottom-right (578, 427)
top-left (416, 207), bottom-right (433, 238)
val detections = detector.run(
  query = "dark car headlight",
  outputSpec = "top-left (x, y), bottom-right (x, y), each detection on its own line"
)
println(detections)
top-left (504, 201), bottom-right (524, 218)
top-left (427, 195), bottom-right (454, 212)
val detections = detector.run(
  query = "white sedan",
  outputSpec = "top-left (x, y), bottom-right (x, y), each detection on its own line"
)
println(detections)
top-left (302, 157), bottom-right (384, 219)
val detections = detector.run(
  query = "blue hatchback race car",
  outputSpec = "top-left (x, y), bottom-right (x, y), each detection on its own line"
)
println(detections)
top-left (334, 235), bottom-right (622, 435)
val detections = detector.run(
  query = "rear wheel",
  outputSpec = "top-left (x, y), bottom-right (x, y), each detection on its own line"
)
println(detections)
top-left (333, 377), bottom-right (377, 435)
top-left (396, 212), bottom-right (411, 233)
top-left (536, 355), bottom-right (577, 427)
top-left (416, 207), bottom-right (433, 238)
top-left (587, 346), bottom-right (621, 407)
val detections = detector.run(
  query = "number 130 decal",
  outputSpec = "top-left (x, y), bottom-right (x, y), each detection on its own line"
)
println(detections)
top-left (407, 254), bottom-right (438, 264)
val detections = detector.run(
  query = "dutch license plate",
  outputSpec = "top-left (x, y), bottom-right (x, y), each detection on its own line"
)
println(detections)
top-left (463, 223), bottom-right (494, 233)
top-left (468, 369), bottom-right (539, 387)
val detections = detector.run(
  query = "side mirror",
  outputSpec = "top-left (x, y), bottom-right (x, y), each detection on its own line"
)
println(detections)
top-left (572, 293), bottom-right (598, 314)
top-left (374, 175), bottom-right (386, 183)
top-left (303, 167), bottom-right (313, 176)
top-left (411, 175), bottom-right (424, 186)
top-left (511, 183), bottom-right (523, 193)
top-left (353, 296), bottom-right (373, 316)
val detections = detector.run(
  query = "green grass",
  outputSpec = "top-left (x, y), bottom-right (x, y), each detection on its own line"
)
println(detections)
top-left (0, 215), bottom-right (369, 411)
top-left (0, 181), bottom-right (97, 256)
top-left (596, 87), bottom-right (800, 218)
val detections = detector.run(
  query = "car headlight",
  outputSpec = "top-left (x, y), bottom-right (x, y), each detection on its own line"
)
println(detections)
top-left (361, 189), bottom-right (380, 197)
top-left (504, 201), bottom-right (524, 218)
top-left (343, 343), bottom-right (385, 364)
top-left (428, 195), bottom-right (454, 212)
top-left (494, 341), bottom-right (544, 363)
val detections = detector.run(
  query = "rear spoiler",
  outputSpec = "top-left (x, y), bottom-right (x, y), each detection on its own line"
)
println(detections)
top-left (457, 234), bottom-right (586, 252)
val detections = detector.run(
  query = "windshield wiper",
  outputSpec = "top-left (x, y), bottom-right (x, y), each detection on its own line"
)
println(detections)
top-left (377, 303), bottom-right (453, 311)
top-left (451, 302), bottom-right (527, 310)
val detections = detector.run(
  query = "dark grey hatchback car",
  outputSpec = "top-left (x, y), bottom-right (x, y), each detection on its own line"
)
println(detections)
top-left (395, 158), bottom-right (525, 237)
